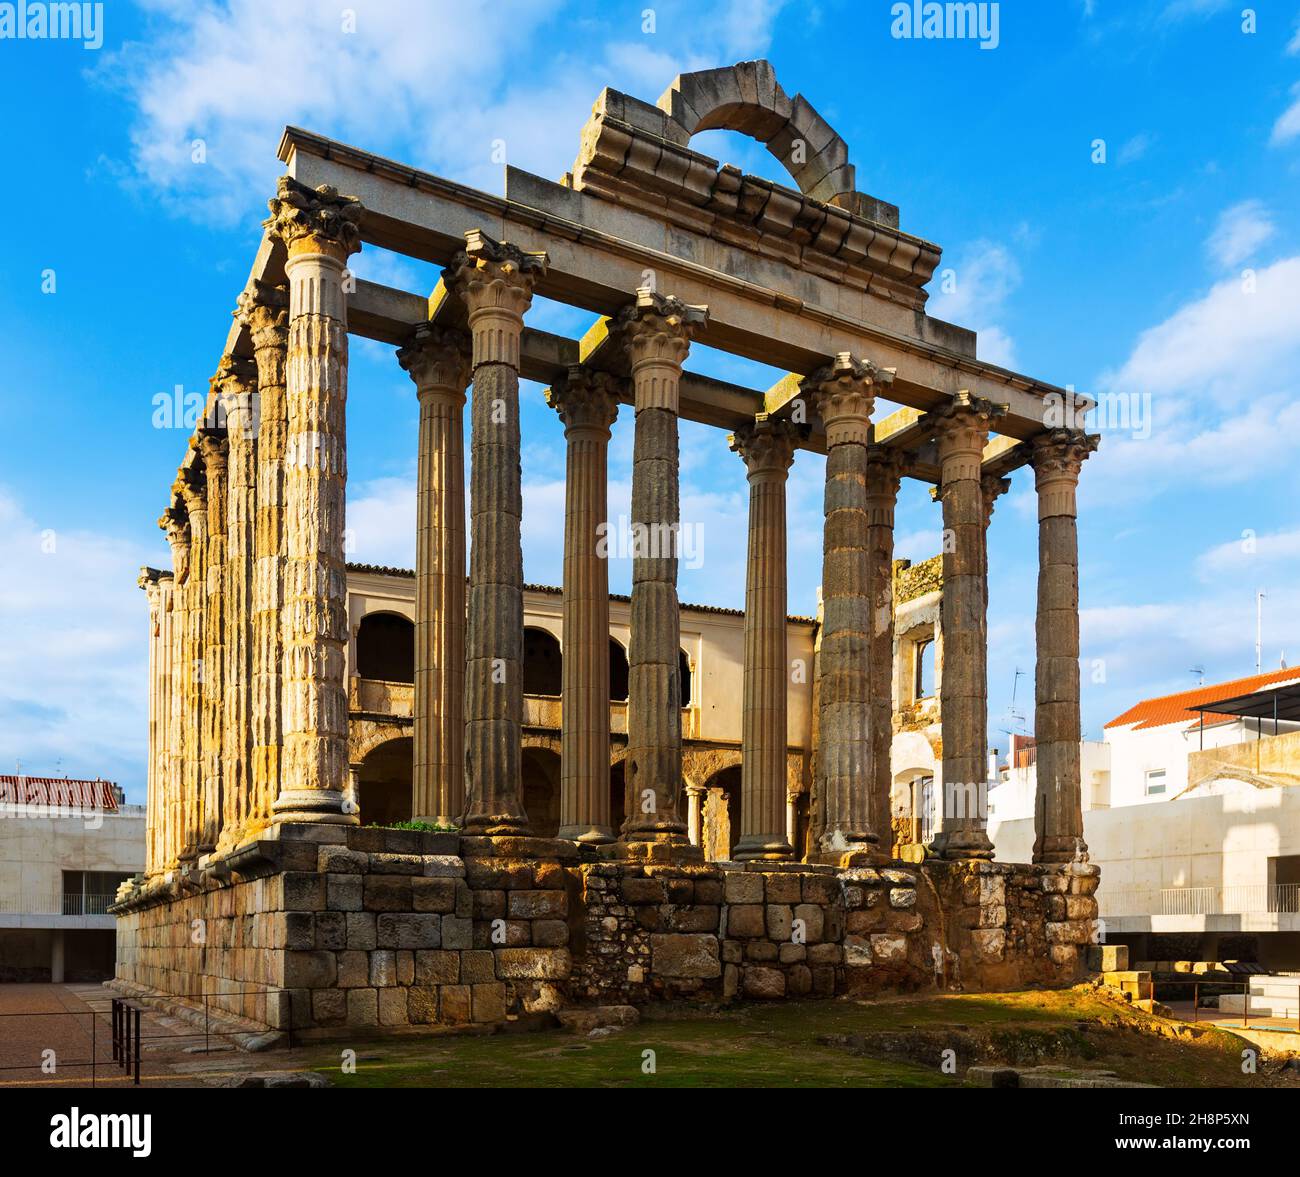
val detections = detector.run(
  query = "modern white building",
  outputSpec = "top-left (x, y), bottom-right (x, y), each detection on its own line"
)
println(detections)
top-left (0, 777), bottom-right (144, 982)
top-left (989, 669), bottom-right (1300, 968)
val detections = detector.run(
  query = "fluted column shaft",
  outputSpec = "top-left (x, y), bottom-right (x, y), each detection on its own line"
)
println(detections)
top-left (199, 432), bottom-right (228, 854)
top-left (866, 447), bottom-right (904, 858)
top-left (806, 354), bottom-right (891, 856)
top-left (930, 397), bottom-right (1001, 860)
top-left (398, 326), bottom-right (471, 827)
top-left (218, 358), bottom-right (259, 848)
top-left (731, 419), bottom-right (796, 860)
top-left (548, 368), bottom-right (619, 843)
top-left (1031, 429), bottom-right (1099, 864)
top-left (450, 232), bottom-right (547, 836)
top-left (139, 571), bottom-right (168, 874)
top-left (619, 291), bottom-right (707, 846)
top-left (239, 280), bottom-right (289, 829)
top-left (161, 510), bottom-right (189, 869)
top-left (178, 472), bottom-right (207, 859)
top-left (265, 177), bottom-right (363, 824)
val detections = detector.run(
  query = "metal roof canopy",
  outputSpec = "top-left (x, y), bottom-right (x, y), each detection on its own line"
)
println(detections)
top-left (1191, 680), bottom-right (1300, 725)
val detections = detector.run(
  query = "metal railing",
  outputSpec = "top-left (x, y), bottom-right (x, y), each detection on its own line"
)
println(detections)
top-left (1099, 883), bottom-right (1300, 917)
top-left (0, 892), bottom-right (120, 916)
top-left (1159, 978), bottom-right (1300, 1031)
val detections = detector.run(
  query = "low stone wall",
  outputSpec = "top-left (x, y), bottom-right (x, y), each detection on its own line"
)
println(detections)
top-left (111, 823), bottom-right (1099, 1033)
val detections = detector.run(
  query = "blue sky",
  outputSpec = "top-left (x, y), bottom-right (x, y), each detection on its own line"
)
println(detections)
top-left (2, 0), bottom-right (1300, 801)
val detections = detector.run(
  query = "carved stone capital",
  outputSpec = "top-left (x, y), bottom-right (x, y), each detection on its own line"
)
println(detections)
top-left (397, 323), bottom-right (471, 395)
top-left (931, 394), bottom-right (1005, 482)
top-left (178, 464), bottom-right (207, 521)
top-left (801, 353), bottom-right (893, 447)
top-left (213, 354), bottom-right (259, 442)
top-left (865, 444), bottom-right (906, 525)
top-left (446, 232), bottom-right (547, 366)
top-left (729, 417), bottom-right (797, 480)
top-left (1029, 428), bottom-right (1099, 519)
top-left (980, 473), bottom-right (1012, 527)
top-left (159, 504), bottom-right (191, 578)
top-left (235, 280), bottom-right (290, 346)
top-left (615, 289), bottom-right (709, 387)
top-left (198, 428), bottom-right (229, 476)
top-left (545, 366), bottom-right (621, 435)
top-left (263, 176), bottom-right (363, 260)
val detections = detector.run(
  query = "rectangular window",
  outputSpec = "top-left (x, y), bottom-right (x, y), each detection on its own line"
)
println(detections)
top-left (1144, 769), bottom-right (1166, 796)
top-left (913, 638), bottom-right (934, 700)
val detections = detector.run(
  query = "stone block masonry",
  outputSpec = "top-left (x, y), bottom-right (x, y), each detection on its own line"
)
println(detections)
top-left (112, 825), bottom-right (1098, 1032)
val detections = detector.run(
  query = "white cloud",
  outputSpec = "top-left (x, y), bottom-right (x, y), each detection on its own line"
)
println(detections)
top-left (97, 0), bottom-right (791, 223)
top-left (1196, 527), bottom-right (1300, 581)
top-left (1272, 82), bottom-right (1300, 145)
top-left (1117, 132), bottom-right (1154, 166)
top-left (927, 240), bottom-right (1022, 369)
top-left (0, 490), bottom-right (155, 799)
top-left (1288, 25), bottom-right (1300, 56)
top-left (1205, 200), bottom-right (1275, 268)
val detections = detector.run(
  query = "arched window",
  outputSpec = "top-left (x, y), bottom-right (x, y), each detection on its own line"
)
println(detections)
top-left (523, 627), bottom-right (563, 696)
top-left (914, 637), bottom-right (935, 701)
top-left (679, 649), bottom-right (693, 707)
top-left (609, 637), bottom-right (629, 702)
top-left (356, 613), bottom-right (414, 683)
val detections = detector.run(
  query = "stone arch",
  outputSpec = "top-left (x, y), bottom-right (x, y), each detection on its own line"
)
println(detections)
top-left (657, 61), bottom-right (856, 207)
top-left (521, 744), bottom-right (561, 838)
top-left (355, 736), bottom-right (412, 826)
top-left (523, 626), bottom-right (562, 697)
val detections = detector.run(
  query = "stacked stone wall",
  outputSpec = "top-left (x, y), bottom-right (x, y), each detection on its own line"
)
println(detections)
top-left (112, 824), bottom-right (1099, 1034)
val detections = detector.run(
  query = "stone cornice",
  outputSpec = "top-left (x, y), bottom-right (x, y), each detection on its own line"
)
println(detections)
top-left (263, 176), bottom-right (363, 259)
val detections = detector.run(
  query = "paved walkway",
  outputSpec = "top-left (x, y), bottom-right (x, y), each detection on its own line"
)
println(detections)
top-left (0, 983), bottom-right (221, 1088)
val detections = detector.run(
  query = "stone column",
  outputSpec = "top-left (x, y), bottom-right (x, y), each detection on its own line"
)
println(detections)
top-left (730, 418), bottom-right (797, 861)
top-left (805, 354), bottom-right (892, 857)
top-left (138, 569), bottom-right (166, 875)
top-left (685, 784), bottom-right (704, 846)
top-left (177, 467), bottom-right (207, 859)
top-left (866, 445), bottom-right (905, 859)
top-left (617, 290), bottom-right (707, 849)
top-left (398, 325), bottom-right (471, 827)
top-left (264, 177), bottom-right (362, 825)
top-left (447, 232), bottom-right (547, 836)
top-left (237, 279), bottom-right (289, 828)
top-left (217, 356), bottom-right (259, 848)
top-left (198, 428), bottom-right (228, 854)
top-left (547, 367), bottom-right (620, 844)
top-left (1030, 428), bottom-right (1099, 864)
top-left (929, 395), bottom-right (1002, 861)
top-left (160, 505), bottom-right (189, 869)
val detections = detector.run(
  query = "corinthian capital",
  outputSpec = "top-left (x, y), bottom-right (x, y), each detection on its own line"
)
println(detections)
top-left (981, 473), bottom-right (1012, 527)
top-left (930, 393), bottom-right (1005, 480)
top-left (801, 353), bottom-right (893, 447)
top-left (615, 288), bottom-right (709, 370)
top-left (729, 417), bottom-right (797, 480)
top-left (447, 231), bottom-right (548, 320)
top-left (1028, 428), bottom-right (1100, 482)
top-left (235, 279), bottom-right (290, 342)
top-left (545, 366), bottom-right (621, 434)
top-left (397, 323), bottom-right (471, 393)
top-left (263, 176), bottom-right (363, 259)
top-left (159, 503), bottom-right (191, 578)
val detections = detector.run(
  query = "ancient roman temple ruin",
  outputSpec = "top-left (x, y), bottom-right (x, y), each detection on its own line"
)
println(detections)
top-left (114, 62), bottom-right (1102, 1032)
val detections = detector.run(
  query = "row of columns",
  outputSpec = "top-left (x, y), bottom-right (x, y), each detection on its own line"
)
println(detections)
top-left (141, 177), bottom-right (1096, 873)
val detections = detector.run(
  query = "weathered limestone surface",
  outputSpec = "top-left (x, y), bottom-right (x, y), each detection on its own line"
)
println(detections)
top-left (217, 356), bottom-right (260, 852)
top-left (618, 290), bottom-right (706, 850)
top-left (265, 177), bottom-right (362, 825)
top-left (112, 826), bottom-right (1097, 1031)
top-left (865, 446), bottom-right (904, 852)
top-left (730, 418), bottom-right (796, 860)
top-left (199, 429), bottom-right (229, 854)
top-left (1031, 429), bottom-right (1099, 864)
top-left (929, 395), bottom-right (1002, 861)
top-left (237, 280), bottom-right (289, 833)
top-left (137, 569), bottom-right (174, 875)
top-left (397, 324), bottom-right (471, 828)
top-left (806, 354), bottom-right (892, 856)
top-left (449, 232), bottom-right (547, 836)
top-left (177, 468), bottom-right (208, 858)
top-left (548, 367), bottom-right (620, 843)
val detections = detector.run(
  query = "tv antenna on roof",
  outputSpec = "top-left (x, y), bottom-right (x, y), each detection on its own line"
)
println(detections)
top-left (1189, 665), bottom-right (1204, 686)
top-left (1257, 589), bottom-right (1266, 674)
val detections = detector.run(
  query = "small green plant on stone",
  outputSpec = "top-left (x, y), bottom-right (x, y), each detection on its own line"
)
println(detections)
top-left (368, 819), bottom-right (458, 833)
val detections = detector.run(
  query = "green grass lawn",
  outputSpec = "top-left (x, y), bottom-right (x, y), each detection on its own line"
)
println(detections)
top-left (285, 988), bottom-right (1285, 1089)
